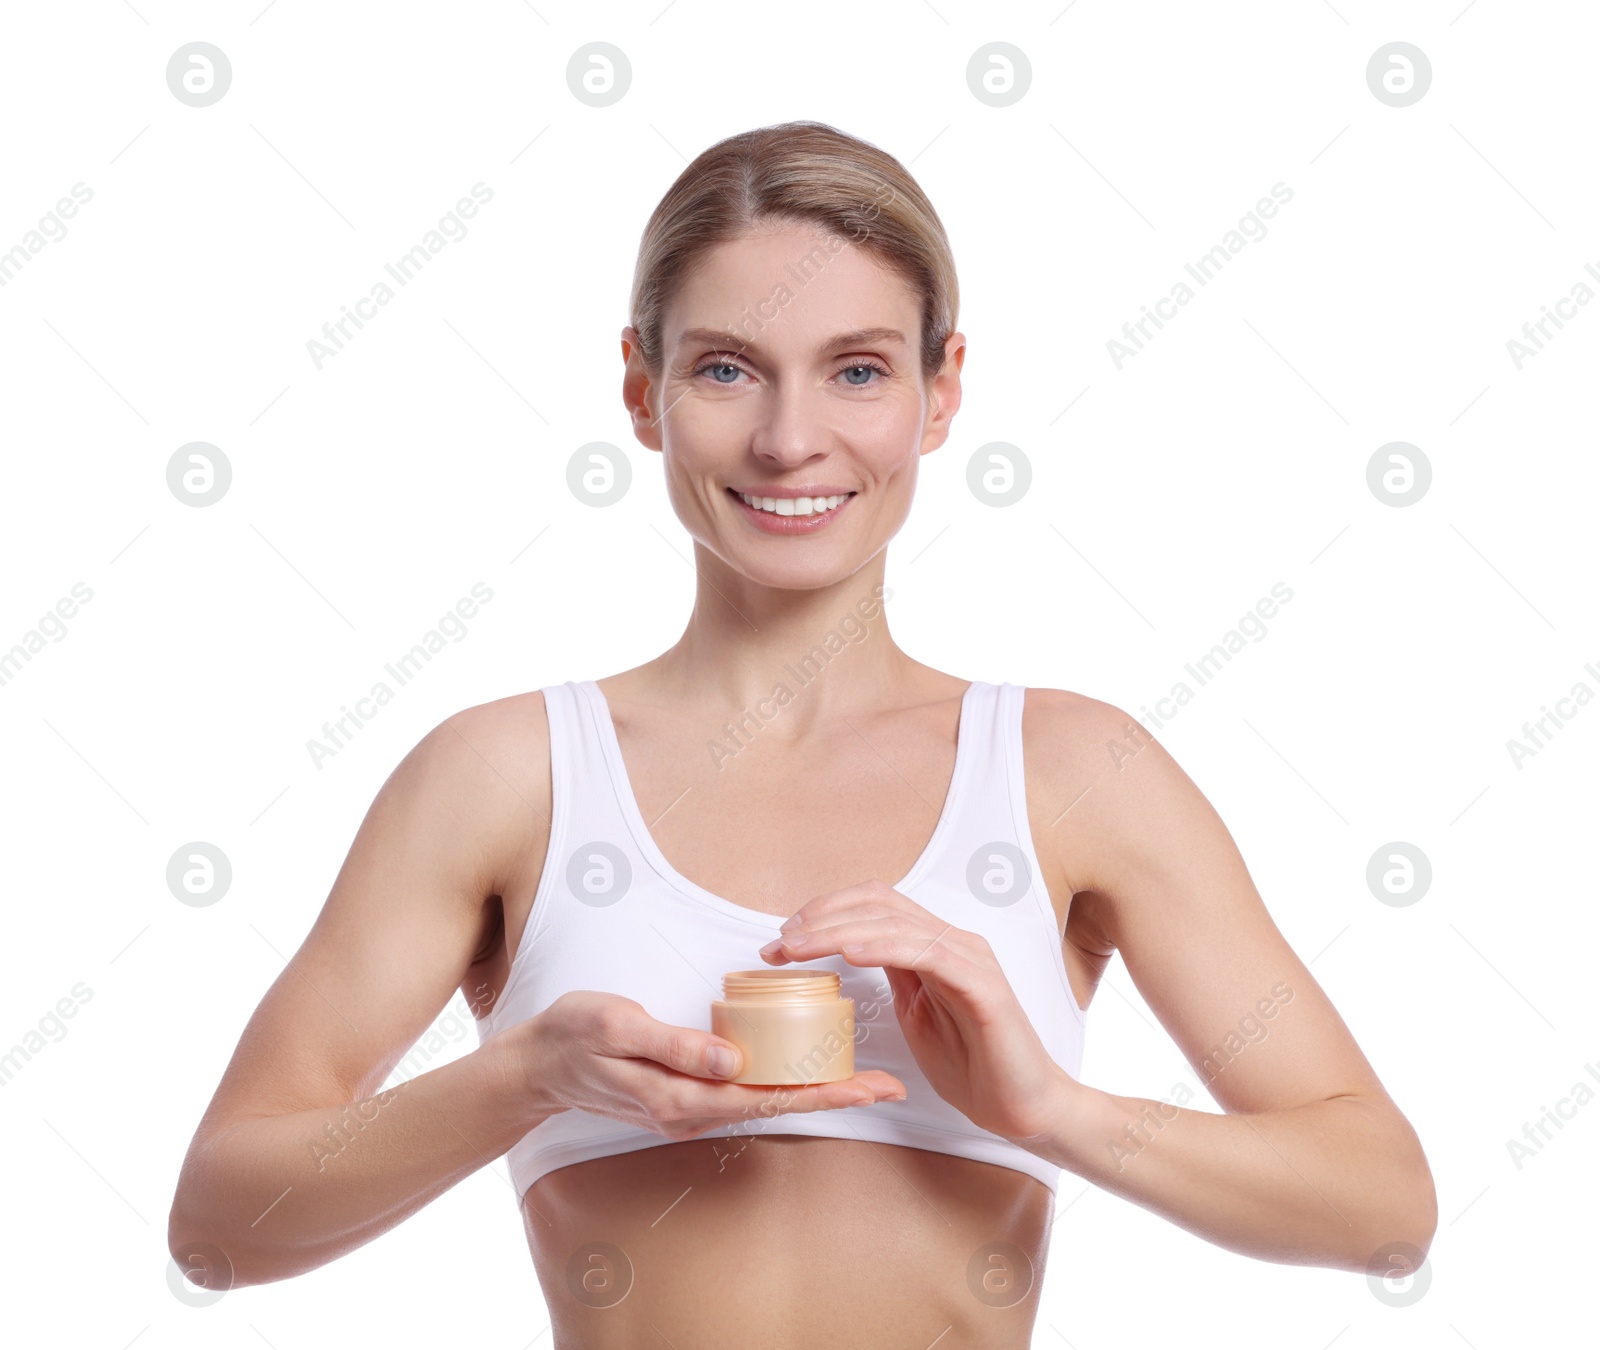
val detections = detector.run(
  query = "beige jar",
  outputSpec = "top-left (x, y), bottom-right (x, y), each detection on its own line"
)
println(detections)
top-left (711, 970), bottom-right (855, 1086)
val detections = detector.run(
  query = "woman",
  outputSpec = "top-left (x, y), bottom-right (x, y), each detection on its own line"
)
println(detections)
top-left (169, 121), bottom-right (1436, 1347)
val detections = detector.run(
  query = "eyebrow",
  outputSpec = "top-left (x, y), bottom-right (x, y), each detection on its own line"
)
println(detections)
top-left (674, 325), bottom-right (910, 357)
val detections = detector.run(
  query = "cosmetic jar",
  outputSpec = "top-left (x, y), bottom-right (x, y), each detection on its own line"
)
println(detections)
top-left (711, 970), bottom-right (855, 1085)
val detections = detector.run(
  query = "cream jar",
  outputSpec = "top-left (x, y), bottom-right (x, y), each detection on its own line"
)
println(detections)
top-left (711, 970), bottom-right (855, 1085)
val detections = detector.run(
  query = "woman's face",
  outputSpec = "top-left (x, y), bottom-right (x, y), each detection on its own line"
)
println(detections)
top-left (623, 220), bottom-right (963, 589)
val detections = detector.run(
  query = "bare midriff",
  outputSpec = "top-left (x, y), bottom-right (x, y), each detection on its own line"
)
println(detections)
top-left (520, 1131), bottom-right (1056, 1350)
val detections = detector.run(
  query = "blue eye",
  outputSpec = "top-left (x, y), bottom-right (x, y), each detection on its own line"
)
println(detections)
top-left (691, 358), bottom-right (891, 387)
top-left (840, 362), bottom-right (890, 386)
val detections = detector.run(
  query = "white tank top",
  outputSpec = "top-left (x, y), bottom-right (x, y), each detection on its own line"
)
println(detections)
top-left (473, 678), bottom-right (1087, 1198)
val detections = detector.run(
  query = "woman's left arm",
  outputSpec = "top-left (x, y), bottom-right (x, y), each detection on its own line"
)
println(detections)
top-left (762, 696), bottom-right (1437, 1275)
top-left (1019, 697), bottom-right (1438, 1274)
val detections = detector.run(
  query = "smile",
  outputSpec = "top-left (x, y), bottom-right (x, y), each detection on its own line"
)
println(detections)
top-left (736, 491), bottom-right (852, 515)
top-left (728, 488), bottom-right (856, 532)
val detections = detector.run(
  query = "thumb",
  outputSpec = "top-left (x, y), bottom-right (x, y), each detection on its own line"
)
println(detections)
top-left (640, 1022), bottom-right (743, 1079)
top-left (704, 1039), bottom-right (743, 1078)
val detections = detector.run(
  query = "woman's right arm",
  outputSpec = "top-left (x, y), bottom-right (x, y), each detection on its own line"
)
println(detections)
top-left (168, 694), bottom-right (908, 1291)
top-left (166, 697), bottom-right (556, 1290)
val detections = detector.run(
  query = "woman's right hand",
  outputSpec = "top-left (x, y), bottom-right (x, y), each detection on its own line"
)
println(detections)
top-left (502, 990), bottom-right (907, 1141)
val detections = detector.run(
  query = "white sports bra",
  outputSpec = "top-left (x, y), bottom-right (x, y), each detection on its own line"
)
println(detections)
top-left (473, 678), bottom-right (1087, 1198)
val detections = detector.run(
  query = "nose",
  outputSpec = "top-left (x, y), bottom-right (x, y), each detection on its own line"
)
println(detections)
top-left (747, 382), bottom-right (828, 467)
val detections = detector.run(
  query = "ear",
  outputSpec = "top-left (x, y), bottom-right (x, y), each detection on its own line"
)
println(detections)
top-left (919, 331), bottom-right (967, 456)
top-left (621, 325), bottom-right (663, 453)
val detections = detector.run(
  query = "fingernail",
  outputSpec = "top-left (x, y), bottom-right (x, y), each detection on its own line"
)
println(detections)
top-left (758, 939), bottom-right (782, 956)
top-left (708, 1047), bottom-right (738, 1077)
top-left (780, 914), bottom-right (803, 930)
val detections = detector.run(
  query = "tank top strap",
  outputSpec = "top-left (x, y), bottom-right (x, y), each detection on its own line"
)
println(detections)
top-left (909, 679), bottom-right (1039, 893)
top-left (481, 680), bottom-right (591, 1034)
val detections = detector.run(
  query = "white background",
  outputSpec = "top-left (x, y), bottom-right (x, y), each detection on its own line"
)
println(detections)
top-left (1, 1), bottom-right (1594, 1345)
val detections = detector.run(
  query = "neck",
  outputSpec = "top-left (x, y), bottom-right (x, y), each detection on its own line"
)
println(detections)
top-left (637, 542), bottom-right (921, 731)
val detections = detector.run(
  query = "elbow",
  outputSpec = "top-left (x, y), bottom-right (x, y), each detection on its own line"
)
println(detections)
top-left (167, 1197), bottom-right (251, 1295)
top-left (1411, 1159), bottom-right (1439, 1259)
top-left (168, 1151), bottom-right (279, 1292)
top-left (1369, 1165), bottom-right (1437, 1272)
top-left (168, 1198), bottom-right (288, 1293)
top-left (1323, 1094), bottom-right (1436, 1275)
top-left (1355, 1126), bottom-right (1439, 1277)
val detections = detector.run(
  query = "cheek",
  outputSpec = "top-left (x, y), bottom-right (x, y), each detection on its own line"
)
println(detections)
top-left (665, 390), bottom-right (751, 447)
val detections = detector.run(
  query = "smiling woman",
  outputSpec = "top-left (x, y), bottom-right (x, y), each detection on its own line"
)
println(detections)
top-left (169, 119), bottom-right (1435, 1350)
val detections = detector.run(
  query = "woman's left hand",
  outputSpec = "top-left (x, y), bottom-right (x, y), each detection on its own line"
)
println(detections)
top-left (757, 880), bottom-right (1077, 1145)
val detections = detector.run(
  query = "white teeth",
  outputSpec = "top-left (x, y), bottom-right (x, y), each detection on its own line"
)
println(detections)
top-left (738, 492), bottom-right (850, 516)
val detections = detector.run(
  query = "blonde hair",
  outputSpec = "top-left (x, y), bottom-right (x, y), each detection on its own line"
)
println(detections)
top-left (628, 120), bottom-right (959, 386)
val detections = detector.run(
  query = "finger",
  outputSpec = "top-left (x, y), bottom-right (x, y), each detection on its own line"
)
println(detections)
top-left (617, 1009), bottom-right (746, 1081)
top-left (782, 881), bottom-right (928, 930)
top-left (742, 1071), bottom-right (907, 1117)
top-left (764, 917), bottom-right (911, 957)
top-left (757, 919), bottom-right (912, 962)
top-left (823, 928), bottom-right (993, 1002)
top-left (773, 916), bottom-right (981, 963)
top-left (854, 1070), bottom-right (909, 1099)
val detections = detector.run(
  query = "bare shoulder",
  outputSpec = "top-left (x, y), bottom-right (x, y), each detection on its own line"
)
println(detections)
top-left (1017, 685), bottom-right (1143, 771)
top-left (1017, 684), bottom-right (1158, 831)
top-left (1017, 685), bottom-right (1198, 942)
top-left (416, 689), bottom-right (553, 898)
